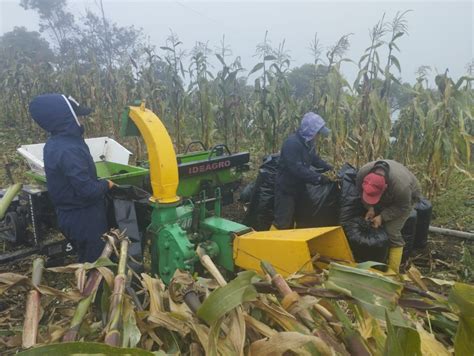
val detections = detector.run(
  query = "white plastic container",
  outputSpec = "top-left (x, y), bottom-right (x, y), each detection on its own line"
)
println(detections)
top-left (17, 137), bottom-right (132, 176)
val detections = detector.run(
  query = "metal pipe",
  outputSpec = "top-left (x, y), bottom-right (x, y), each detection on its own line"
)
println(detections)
top-left (429, 226), bottom-right (474, 240)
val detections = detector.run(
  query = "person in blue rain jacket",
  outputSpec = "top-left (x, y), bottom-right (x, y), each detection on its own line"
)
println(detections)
top-left (29, 94), bottom-right (114, 262)
top-left (273, 112), bottom-right (333, 229)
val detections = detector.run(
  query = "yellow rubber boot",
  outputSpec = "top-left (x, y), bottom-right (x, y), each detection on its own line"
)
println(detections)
top-left (387, 247), bottom-right (403, 273)
top-left (269, 224), bottom-right (279, 231)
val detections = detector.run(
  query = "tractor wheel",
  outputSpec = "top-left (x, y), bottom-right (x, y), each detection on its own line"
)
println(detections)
top-left (4, 212), bottom-right (27, 244)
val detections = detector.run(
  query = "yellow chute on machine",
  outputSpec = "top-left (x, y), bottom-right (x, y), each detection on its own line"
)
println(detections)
top-left (127, 102), bottom-right (180, 204)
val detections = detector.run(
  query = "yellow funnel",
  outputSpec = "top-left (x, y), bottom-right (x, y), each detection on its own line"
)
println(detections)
top-left (233, 226), bottom-right (355, 276)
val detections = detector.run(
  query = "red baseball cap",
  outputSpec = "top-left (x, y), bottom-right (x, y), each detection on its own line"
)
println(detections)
top-left (362, 173), bottom-right (387, 205)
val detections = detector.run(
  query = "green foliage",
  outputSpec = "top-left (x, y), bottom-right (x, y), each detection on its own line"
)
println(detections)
top-left (448, 283), bottom-right (474, 356)
top-left (197, 270), bottom-right (258, 325)
top-left (18, 341), bottom-right (161, 355)
top-left (384, 311), bottom-right (422, 356)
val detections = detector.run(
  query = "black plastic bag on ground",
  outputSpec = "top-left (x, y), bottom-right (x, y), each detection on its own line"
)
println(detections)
top-left (243, 154), bottom-right (279, 231)
top-left (401, 210), bottom-right (418, 263)
top-left (338, 163), bottom-right (365, 224)
top-left (414, 198), bottom-right (432, 249)
top-left (343, 216), bottom-right (390, 263)
top-left (239, 181), bottom-right (256, 204)
top-left (295, 182), bottom-right (340, 228)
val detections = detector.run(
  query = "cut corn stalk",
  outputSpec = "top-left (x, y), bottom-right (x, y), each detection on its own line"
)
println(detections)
top-left (22, 257), bottom-right (44, 349)
top-left (62, 231), bottom-right (116, 342)
top-left (104, 231), bottom-right (130, 346)
top-left (0, 183), bottom-right (22, 220)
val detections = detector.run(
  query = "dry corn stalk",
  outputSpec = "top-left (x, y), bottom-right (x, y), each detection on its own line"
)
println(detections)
top-left (260, 261), bottom-right (314, 328)
top-left (62, 230), bottom-right (116, 342)
top-left (22, 257), bottom-right (44, 348)
top-left (104, 231), bottom-right (130, 346)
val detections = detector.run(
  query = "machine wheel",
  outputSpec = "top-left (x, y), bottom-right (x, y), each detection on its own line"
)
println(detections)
top-left (4, 212), bottom-right (27, 244)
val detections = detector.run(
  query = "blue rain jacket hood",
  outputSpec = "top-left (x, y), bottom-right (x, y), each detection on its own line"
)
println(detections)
top-left (28, 93), bottom-right (109, 212)
top-left (298, 112), bottom-right (329, 142)
top-left (29, 94), bottom-right (84, 137)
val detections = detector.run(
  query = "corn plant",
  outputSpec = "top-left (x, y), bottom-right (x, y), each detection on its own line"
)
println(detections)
top-left (188, 41), bottom-right (215, 148)
top-left (420, 73), bottom-right (473, 196)
top-left (1, 0), bottom-right (472, 197)
top-left (160, 32), bottom-right (187, 150)
top-left (215, 35), bottom-right (244, 148)
top-left (308, 33), bottom-right (324, 109)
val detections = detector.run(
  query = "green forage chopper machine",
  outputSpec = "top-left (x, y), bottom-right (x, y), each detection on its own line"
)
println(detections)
top-left (121, 101), bottom-right (354, 284)
top-left (2, 101), bottom-right (353, 281)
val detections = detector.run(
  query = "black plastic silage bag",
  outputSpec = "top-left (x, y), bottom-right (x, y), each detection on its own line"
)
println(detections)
top-left (239, 182), bottom-right (256, 205)
top-left (338, 163), bottom-right (365, 224)
top-left (243, 154), bottom-right (279, 231)
top-left (401, 209), bottom-right (418, 262)
top-left (414, 198), bottom-right (432, 249)
top-left (344, 217), bottom-right (390, 263)
top-left (295, 182), bottom-right (340, 228)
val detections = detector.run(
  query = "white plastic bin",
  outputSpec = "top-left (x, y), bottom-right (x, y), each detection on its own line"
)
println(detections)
top-left (17, 137), bottom-right (132, 176)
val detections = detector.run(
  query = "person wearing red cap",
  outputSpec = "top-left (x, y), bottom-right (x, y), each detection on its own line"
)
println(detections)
top-left (356, 160), bottom-right (421, 272)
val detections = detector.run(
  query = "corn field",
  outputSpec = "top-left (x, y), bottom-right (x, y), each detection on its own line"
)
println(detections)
top-left (0, 2), bottom-right (472, 197)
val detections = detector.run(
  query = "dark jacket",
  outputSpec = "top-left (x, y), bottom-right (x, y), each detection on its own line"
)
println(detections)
top-left (276, 132), bottom-right (332, 194)
top-left (356, 160), bottom-right (422, 222)
top-left (29, 94), bottom-right (109, 211)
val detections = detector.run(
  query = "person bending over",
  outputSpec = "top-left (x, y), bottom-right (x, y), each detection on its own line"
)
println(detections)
top-left (356, 159), bottom-right (421, 272)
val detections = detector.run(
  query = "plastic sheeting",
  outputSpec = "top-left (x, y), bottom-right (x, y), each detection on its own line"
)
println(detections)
top-left (243, 155), bottom-right (279, 231)
top-left (338, 163), bottom-right (365, 225)
top-left (295, 182), bottom-right (340, 228)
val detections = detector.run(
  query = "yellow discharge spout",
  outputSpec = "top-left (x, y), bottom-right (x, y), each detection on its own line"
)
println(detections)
top-left (128, 103), bottom-right (180, 204)
top-left (233, 226), bottom-right (355, 276)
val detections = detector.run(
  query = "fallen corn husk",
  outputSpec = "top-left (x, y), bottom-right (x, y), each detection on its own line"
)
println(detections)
top-left (0, 230), bottom-right (472, 355)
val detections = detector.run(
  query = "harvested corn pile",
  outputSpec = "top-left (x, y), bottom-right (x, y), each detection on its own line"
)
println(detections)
top-left (0, 229), bottom-right (472, 355)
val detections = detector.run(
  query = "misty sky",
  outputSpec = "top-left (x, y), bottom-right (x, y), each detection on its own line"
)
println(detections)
top-left (0, 0), bottom-right (472, 85)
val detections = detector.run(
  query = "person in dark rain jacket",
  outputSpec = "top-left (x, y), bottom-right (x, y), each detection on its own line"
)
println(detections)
top-left (29, 94), bottom-right (114, 262)
top-left (273, 112), bottom-right (333, 229)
